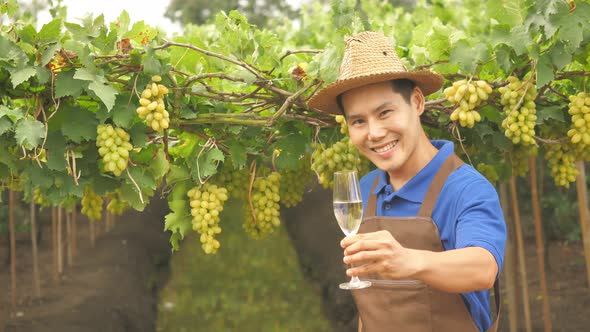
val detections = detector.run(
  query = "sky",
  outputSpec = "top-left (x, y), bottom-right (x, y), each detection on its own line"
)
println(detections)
top-left (31, 0), bottom-right (304, 34)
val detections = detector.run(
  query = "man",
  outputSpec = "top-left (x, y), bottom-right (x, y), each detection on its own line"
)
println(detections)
top-left (308, 31), bottom-right (506, 332)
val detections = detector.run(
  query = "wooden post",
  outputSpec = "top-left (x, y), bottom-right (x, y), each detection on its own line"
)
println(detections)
top-left (52, 206), bottom-right (58, 281)
top-left (9, 190), bottom-right (17, 311)
top-left (500, 183), bottom-right (519, 332)
top-left (90, 217), bottom-right (95, 248)
top-left (66, 206), bottom-right (72, 267)
top-left (72, 202), bottom-right (77, 261)
top-left (510, 176), bottom-right (532, 332)
top-left (529, 156), bottom-right (552, 332)
top-left (57, 205), bottom-right (63, 276)
top-left (575, 161), bottom-right (590, 288)
top-left (30, 192), bottom-right (41, 298)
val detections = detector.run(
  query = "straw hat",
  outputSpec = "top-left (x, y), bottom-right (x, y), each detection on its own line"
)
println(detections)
top-left (308, 31), bottom-right (444, 114)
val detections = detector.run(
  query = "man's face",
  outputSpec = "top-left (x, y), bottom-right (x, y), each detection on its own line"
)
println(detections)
top-left (341, 81), bottom-right (425, 180)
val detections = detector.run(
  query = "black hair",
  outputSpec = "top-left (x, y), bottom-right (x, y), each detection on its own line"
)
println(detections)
top-left (336, 79), bottom-right (417, 116)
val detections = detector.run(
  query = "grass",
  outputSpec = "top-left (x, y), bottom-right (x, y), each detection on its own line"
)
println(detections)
top-left (156, 200), bottom-right (332, 332)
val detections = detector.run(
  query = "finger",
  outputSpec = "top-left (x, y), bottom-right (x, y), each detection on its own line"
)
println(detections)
top-left (340, 233), bottom-right (364, 248)
top-left (344, 248), bottom-right (386, 265)
top-left (344, 238), bottom-right (390, 256)
top-left (346, 261), bottom-right (381, 277)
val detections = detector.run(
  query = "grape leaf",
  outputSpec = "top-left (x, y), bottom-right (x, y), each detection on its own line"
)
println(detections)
top-left (273, 132), bottom-right (307, 171)
top-left (149, 149), bottom-right (170, 181)
top-left (11, 66), bottom-right (36, 88)
top-left (55, 70), bottom-right (87, 98)
top-left (227, 141), bottom-right (247, 169)
top-left (536, 105), bottom-right (564, 123)
top-left (40, 43), bottom-right (61, 66)
top-left (88, 80), bottom-right (117, 111)
top-left (486, 0), bottom-right (524, 26)
top-left (45, 131), bottom-right (67, 171)
top-left (73, 68), bottom-right (96, 81)
top-left (192, 147), bottom-right (224, 181)
top-left (164, 198), bottom-right (192, 251)
top-left (0, 117), bottom-right (11, 136)
top-left (15, 118), bottom-right (45, 149)
top-left (61, 106), bottom-right (98, 143)
top-left (537, 53), bottom-right (555, 88)
top-left (0, 105), bottom-right (23, 123)
top-left (38, 18), bottom-right (62, 43)
top-left (35, 66), bottom-right (50, 84)
top-left (111, 94), bottom-right (136, 128)
top-left (166, 164), bottom-right (191, 185)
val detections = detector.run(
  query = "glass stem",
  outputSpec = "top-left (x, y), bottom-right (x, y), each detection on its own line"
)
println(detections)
top-left (349, 275), bottom-right (361, 285)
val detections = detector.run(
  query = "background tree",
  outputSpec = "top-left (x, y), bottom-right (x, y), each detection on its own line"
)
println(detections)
top-left (165, 0), bottom-right (297, 27)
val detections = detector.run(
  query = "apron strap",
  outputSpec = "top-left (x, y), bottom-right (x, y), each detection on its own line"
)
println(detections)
top-left (365, 175), bottom-right (381, 218)
top-left (417, 154), bottom-right (464, 218)
top-left (485, 279), bottom-right (501, 332)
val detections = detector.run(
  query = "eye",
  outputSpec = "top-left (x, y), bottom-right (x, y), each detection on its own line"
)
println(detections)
top-left (380, 109), bottom-right (392, 118)
top-left (350, 118), bottom-right (364, 126)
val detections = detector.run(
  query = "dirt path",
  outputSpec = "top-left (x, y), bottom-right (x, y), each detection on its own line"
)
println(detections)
top-left (0, 196), bottom-right (170, 332)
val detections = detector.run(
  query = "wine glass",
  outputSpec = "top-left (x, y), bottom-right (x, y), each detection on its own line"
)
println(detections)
top-left (333, 170), bottom-right (371, 290)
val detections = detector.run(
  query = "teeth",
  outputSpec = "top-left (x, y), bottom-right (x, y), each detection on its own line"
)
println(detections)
top-left (374, 141), bottom-right (397, 153)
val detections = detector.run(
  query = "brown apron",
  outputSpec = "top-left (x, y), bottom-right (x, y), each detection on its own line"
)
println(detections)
top-left (351, 154), bottom-right (500, 332)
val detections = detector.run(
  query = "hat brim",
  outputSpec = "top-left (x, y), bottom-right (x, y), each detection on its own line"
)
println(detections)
top-left (308, 71), bottom-right (444, 115)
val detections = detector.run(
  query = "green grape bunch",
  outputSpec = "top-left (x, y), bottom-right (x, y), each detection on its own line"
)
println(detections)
top-left (106, 192), bottom-right (129, 216)
top-left (81, 187), bottom-right (103, 221)
top-left (567, 92), bottom-right (590, 160)
top-left (444, 79), bottom-right (492, 128)
top-left (311, 137), bottom-right (369, 189)
top-left (544, 142), bottom-right (578, 188)
top-left (187, 183), bottom-right (229, 254)
top-left (136, 75), bottom-right (170, 132)
top-left (476, 163), bottom-right (499, 184)
top-left (279, 154), bottom-right (313, 208)
top-left (215, 160), bottom-right (250, 200)
top-left (499, 76), bottom-right (537, 145)
top-left (96, 124), bottom-right (133, 177)
top-left (335, 114), bottom-right (348, 134)
top-left (33, 187), bottom-right (50, 207)
top-left (244, 171), bottom-right (282, 239)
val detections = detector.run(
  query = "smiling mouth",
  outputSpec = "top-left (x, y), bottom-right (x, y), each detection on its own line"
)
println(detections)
top-left (371, 140), bottom-right (398, 153)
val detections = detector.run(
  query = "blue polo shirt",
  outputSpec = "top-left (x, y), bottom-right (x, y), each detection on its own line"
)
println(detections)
top-left (359, 140), bottom-right (506, 332)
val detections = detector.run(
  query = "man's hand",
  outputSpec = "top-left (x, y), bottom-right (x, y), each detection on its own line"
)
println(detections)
top-left (340, 230), bottom-right (498, 293)
top-left (340, 230), bottom-right (423, 280)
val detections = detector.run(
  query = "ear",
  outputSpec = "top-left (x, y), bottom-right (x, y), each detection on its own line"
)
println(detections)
top-left (411, 87), bottom-right (426, 116)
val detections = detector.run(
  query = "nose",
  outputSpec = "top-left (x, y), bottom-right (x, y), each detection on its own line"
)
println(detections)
top-left (367, 120), bottom-right (386, 141)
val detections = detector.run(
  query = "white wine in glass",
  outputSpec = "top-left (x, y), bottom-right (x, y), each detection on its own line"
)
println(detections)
top-left (333, 170), bottom-right (371, 290)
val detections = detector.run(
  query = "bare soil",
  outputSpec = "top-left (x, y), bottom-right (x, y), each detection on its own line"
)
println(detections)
top-left (0, 196), bottom-right (170, 332)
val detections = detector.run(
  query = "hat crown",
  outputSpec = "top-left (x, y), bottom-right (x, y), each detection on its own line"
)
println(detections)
top-left (339, 31), bottom-right (407, 80)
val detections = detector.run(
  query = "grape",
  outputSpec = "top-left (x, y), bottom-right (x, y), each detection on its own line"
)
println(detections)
top-left (243, 170), bottom-right (282, 239)
top-left (136, 75), bottom-right (170, 132)
top-left (279, 154), bottom-right (313, 208)
top-left (106, 191), bottom-right (129, 216)
top-left (33, 187), bottom-right (50, 207)
top-left (567, 92), bottom-right (590, 160)
top-left (335, 114), bottom-right (348, 134)
top-left (444, 79), bottom-right (491, 128)
top-left (187, 183), bottom-right (229, 254)
top-left (96, 124), bottom-right (133, 177)
top-left (81, 186), bottom-right (103, 221)
top-left (311, 137), bottom-right (369, 189)
top-left (544, 142), bottom-right (578, 188)
top-left (506, 144), bottom-right (537, 178)
top-left (215, 159), bottom-right (250, 200)
top-left (476, 163), bottom-right (499, 184)
top-left (499, 76), bottom-right (537, 145)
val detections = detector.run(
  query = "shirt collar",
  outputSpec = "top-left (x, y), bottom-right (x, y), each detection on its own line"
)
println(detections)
top-left (372, 140), bottom-right (455, 203)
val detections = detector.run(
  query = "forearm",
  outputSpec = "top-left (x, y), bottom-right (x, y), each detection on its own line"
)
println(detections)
top-left (412, 246), bottom-right (497, 293)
